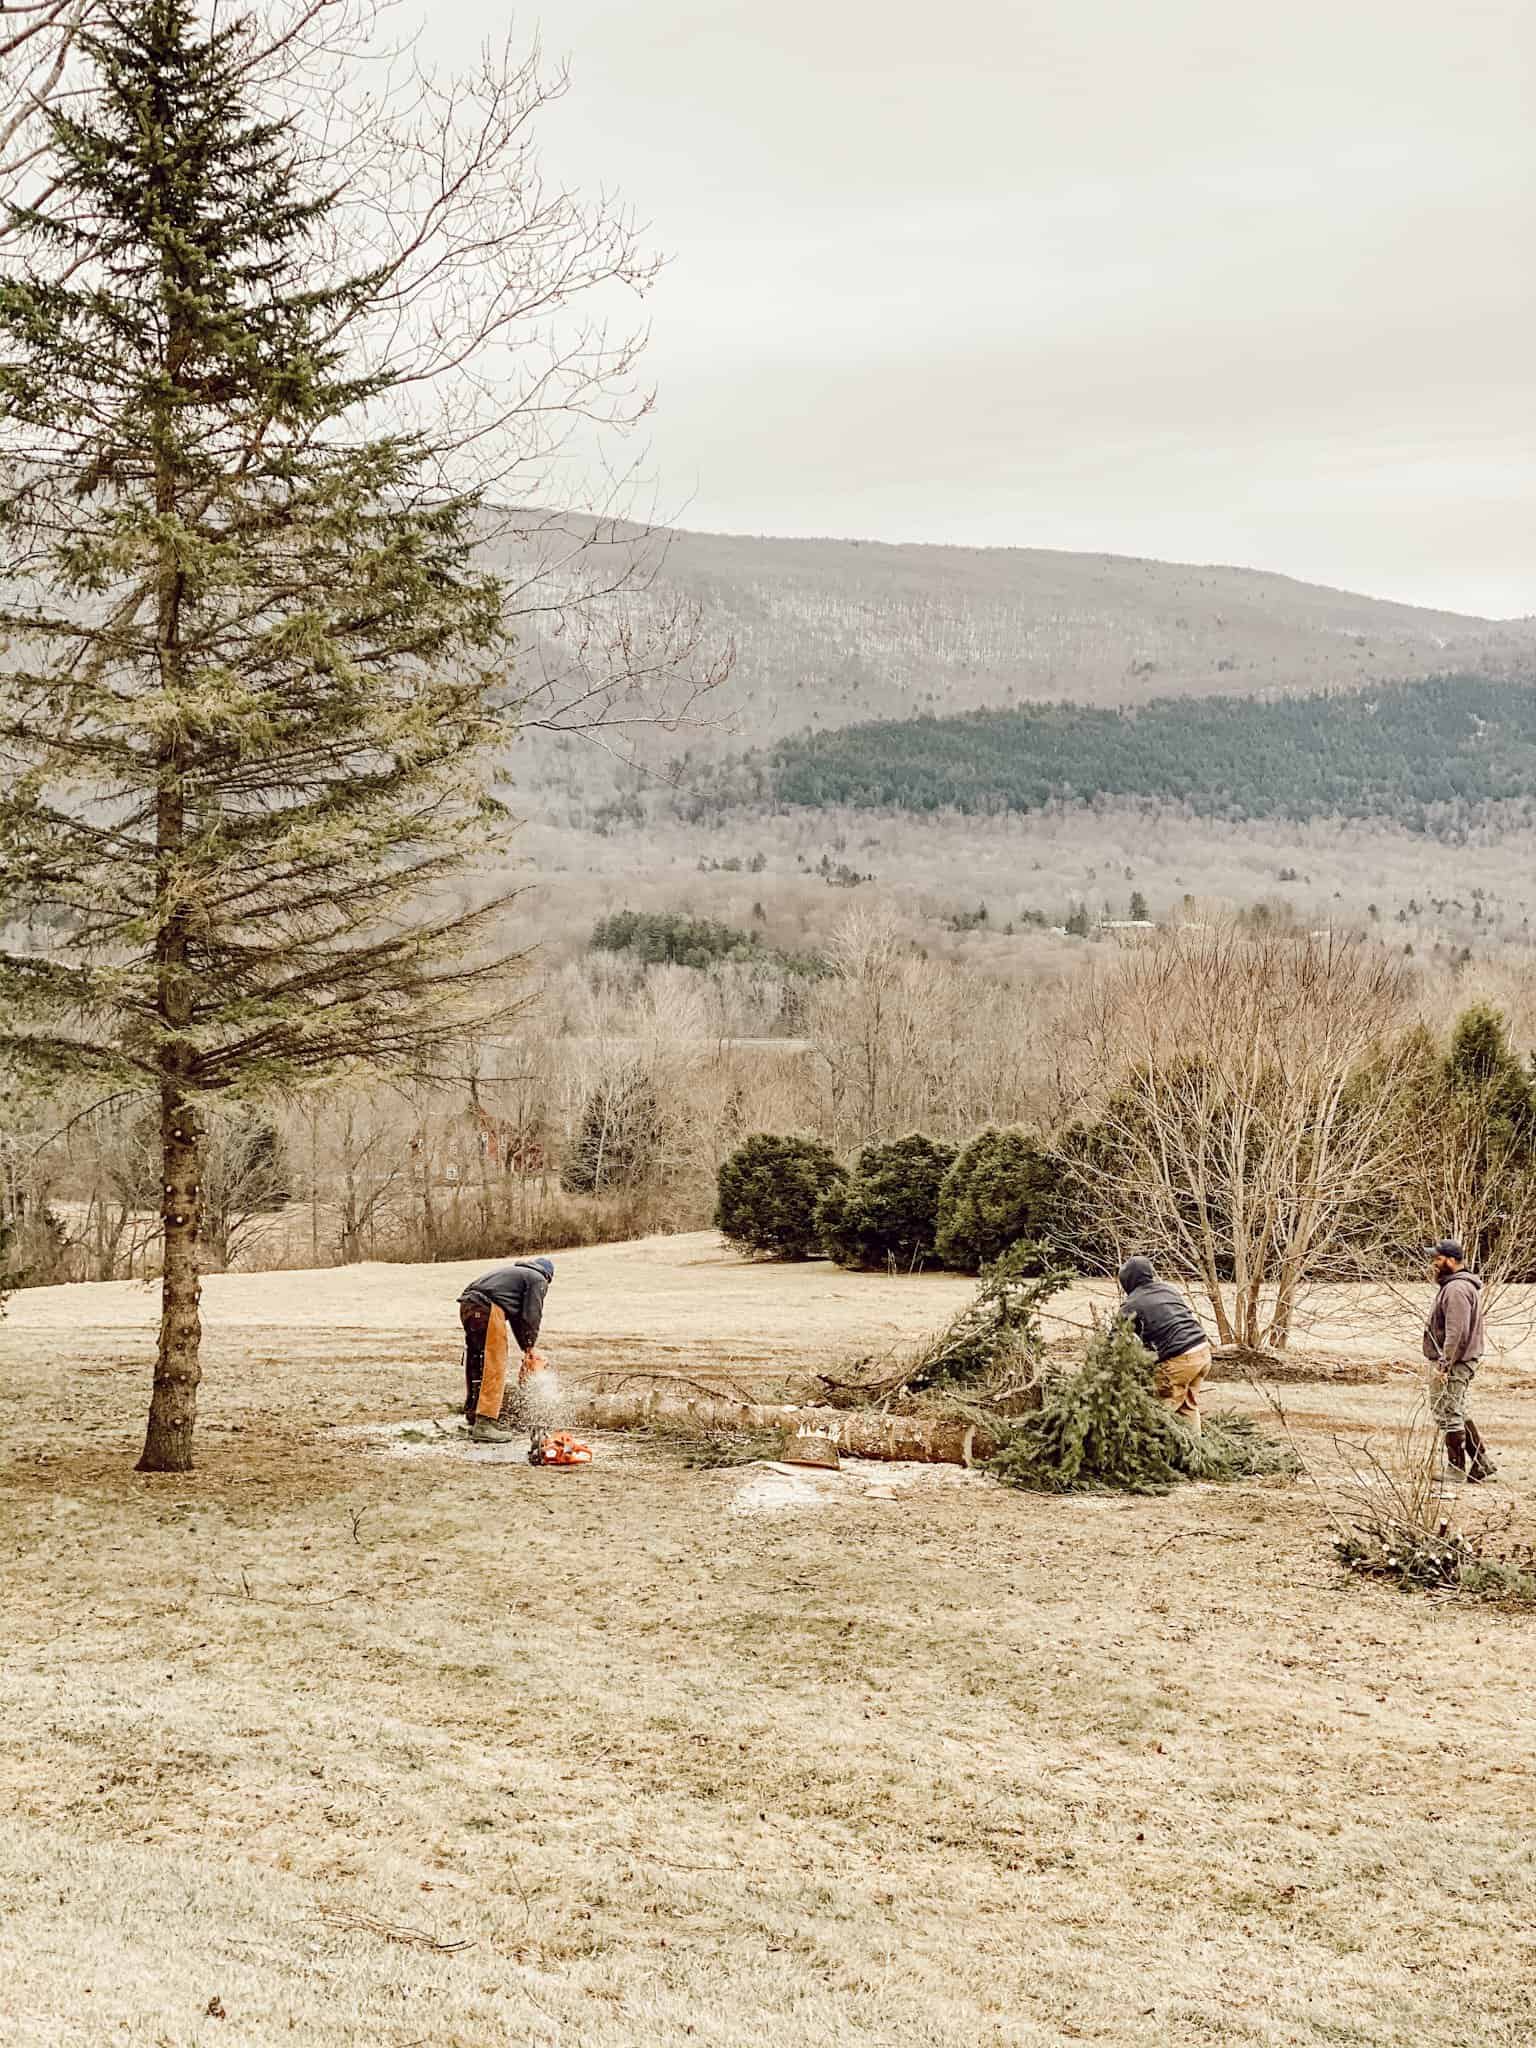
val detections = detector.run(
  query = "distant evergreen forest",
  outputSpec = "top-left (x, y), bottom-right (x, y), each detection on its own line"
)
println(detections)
top-left (699, 675), bottom-right (1536, 836)
top-left (591, 909), bottom-right (827, 979)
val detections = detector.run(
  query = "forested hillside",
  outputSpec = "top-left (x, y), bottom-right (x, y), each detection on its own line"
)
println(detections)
top-left (477, 518), bottom-right (1536, 817)
top-left (694, 675), bottom-right (1536, 836)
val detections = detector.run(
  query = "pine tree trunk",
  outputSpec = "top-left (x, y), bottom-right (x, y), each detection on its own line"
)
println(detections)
top-left (308, 1109), bottom-right (320, 1263)
top-left (138, 269), bottom-right (202, 1474)
top-left (139, 1084), bottom-right (203, 1472)
top-left (561, 1389), bottom-right (995, 1464)
top-left (139, 698), bottom-right (203, 1470)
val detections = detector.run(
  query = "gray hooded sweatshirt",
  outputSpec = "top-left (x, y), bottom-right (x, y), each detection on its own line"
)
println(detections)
top-left (1423, 1268), bottom-right (1486, 1368)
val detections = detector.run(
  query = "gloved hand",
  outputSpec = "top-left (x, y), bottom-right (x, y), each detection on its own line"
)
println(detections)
top-left (519, 1348), bottom-right (549, 1381)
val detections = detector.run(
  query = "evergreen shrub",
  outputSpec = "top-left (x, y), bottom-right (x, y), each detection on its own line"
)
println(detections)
top-left (935, 1127), bottom-right (1058, 1272)
top-left (716, 1133), bottom-right (845, 1260)
top-left (816, 1133), bottom-right (957, 1271)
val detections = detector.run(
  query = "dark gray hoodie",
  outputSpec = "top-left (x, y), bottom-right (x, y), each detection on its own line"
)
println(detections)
top-left (1116, 1257), bottom-right (1208, 1363)
top-left (459, 1261), bottom-right (551, 1352)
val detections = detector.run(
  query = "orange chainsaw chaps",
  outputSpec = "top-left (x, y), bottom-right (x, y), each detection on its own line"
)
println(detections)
top-left (474, 1305), bottom-right (512, 1421)
top-left (532, 1431), bottom-right (593, 1467)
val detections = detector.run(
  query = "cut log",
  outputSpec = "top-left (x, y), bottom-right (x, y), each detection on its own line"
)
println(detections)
top-left (780, 1428), bottom-right (840, 1470)
top-left (560, 1387), bottom-right (996, 1466)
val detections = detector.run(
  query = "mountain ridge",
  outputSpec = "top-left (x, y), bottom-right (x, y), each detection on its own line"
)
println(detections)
top-left (480, 516), bottom-right (1536, 780)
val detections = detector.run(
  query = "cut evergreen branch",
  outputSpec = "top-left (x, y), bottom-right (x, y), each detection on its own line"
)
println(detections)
top-left (1335, 1517), bottom-right (1536, 1607)
top-left (893, 1243), bottom-right (1069, 1402)
top-left (988, 1314), bottom-right (1293, 1495)
top-left (818, 1243), bottom-right (1069, 1409)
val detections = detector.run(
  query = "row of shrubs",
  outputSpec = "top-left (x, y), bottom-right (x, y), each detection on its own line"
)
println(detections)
top-left (715, 1127), bottom-right (1064, 1274)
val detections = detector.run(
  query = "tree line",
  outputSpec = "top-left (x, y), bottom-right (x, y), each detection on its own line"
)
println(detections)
top-left (689, 673), bottom-right (1536, 837)
top-left (713, 927), bottom-right (1536, 1354)
top-left (591, 909), bottom-right (827, 980)
top-left (11, 900), bottom-right (1534, 1375)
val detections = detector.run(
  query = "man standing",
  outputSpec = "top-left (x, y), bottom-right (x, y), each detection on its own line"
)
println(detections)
top-left (1423, 1239), bottom-right (1497, 1483)
top-left (458, 1256), bottom-right (554, 1445)
top-left (1117, 1255), bottom-right (1213, 1435)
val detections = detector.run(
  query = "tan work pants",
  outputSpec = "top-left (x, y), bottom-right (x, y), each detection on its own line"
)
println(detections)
top-left (1156, 1341), bottom-right (1211, 1436)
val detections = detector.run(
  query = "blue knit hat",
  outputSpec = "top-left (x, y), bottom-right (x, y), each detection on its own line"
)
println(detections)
top-left (529, 1256), bottom-right (555, 1282)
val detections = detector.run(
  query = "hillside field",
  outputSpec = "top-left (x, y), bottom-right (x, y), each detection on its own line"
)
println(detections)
top-left (3, 1237), bottom-right (1536, 2046)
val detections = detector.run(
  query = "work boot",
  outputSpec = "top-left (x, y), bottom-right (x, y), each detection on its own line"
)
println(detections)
top-left (1438, 1429), bottom-right (1469, 1485)
top-left (1465, 1418), bottom-right (1499, 1484)
top-left (469, 1418), bottom-right (518, 1445)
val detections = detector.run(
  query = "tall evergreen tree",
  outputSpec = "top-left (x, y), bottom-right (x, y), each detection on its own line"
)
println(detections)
top-left (0, 1), bottom-right (520, 1470)
top-left (1446, 1004), bottom-right (1536, 1155)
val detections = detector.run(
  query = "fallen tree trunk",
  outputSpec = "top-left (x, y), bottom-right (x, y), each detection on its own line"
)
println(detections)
top-left (560, 1387), bottom-right (997, 1466)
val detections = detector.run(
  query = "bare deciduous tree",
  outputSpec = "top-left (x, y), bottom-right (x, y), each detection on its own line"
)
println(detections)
top-left (1061, 923), bottom-right (1413, 1350)
top-left (808, 907), bottom-right (1047, 1147)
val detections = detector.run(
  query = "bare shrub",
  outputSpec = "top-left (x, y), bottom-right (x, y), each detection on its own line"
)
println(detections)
top-left (1316, 1397), bottom-right (1536, 1605)
top-left (373, 1187), bottom-right (663, 1265)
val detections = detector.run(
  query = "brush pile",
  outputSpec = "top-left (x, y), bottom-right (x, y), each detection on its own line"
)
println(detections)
top-left (986, 1315), bottom-right (1295, 1496)
top-left (1327, 1426), bottom-right (1536, 1603)
top-left (820, 1243), bottom-right (1070, 1412)
top-left (818, 1249), bottom-right (1292, 1494)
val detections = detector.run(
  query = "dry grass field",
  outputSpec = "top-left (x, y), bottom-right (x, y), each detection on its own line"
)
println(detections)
top-left (4, 1236), bottom-right (1536, 2047)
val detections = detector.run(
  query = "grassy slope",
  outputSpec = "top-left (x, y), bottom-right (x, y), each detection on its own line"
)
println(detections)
top-left (3, 1240), bottom-right (1536, 2045)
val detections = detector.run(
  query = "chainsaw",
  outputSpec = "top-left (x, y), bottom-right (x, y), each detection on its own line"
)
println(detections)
top-left (528, 1431), bottom-right (593, 1468)
top-left (518, 1351), bottom-right (593, 1467)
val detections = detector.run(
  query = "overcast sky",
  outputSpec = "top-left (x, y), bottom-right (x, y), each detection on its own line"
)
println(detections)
top-left (427, 1), bottom-right (1534, 617)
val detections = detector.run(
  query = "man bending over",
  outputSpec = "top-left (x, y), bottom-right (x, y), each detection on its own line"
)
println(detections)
top-left (1117, 1255), bottom-right (1212, 1436)
top-left (458, 1257), bottom-right (555, 1445)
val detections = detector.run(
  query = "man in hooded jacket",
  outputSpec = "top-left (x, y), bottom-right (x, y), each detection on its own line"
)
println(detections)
top-left (1117, 1255), bottom-right (1212, 1435)
top-left (1422, 1238), bottom-right (1497, 1483)
top-left (458, 1256), bottom-right (554, 1445)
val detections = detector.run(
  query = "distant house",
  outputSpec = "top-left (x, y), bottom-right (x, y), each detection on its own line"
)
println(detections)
top-left (410, 1105), bottom-right (548, 1181)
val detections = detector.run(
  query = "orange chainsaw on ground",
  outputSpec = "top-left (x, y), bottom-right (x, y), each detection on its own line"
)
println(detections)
top-left (518, 1352), bottom-right (593, 1467)
top-left (528, 1432), bottom-right (593, 1467)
